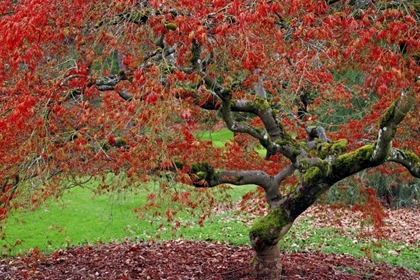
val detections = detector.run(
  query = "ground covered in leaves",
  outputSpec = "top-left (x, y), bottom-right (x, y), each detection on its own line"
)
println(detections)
top-left (1, 205), bottom-right (420, 279)
top-left (1, 240), bottom-right (420, 280)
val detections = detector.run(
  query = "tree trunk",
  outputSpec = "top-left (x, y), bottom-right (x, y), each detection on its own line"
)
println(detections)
top-left (248, 207), bottom-right (293, 278)
top-left (250, 244), bottom-right (283, 279)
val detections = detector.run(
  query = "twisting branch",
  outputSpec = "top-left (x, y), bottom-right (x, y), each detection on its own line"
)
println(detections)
top-left (189, 163), bottom-right (285, 205)
top-left (187, 39), bottom-right (302, 162)
top-left (305, 126), bottom-right (331, 143)
top-left (195, 169), bottom-right (275, 188)
top-left (267, 89), bottom-right (417, 219)
top-left (325, 92), bottom-right (416, 184)
top-left (188, 39), bottom-right (266, 143)
top-left (371, 92), bottom-right (415, 163)
top-left (0, 175), bottom-right (19, 208)
top-left (388, 148), bottom-right (420, 178)
top-left (274, 165), bottom-right (296, 184)
top-left (95, 74), bottom-right (124, 91)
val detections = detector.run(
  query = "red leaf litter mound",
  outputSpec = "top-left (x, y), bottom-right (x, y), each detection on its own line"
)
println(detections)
top-left (1, 240), bottom-right (419, 280)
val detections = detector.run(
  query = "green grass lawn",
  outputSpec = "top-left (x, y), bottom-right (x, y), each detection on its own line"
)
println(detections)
top-left (1, 185), bottom-right (254, 255)
top-left (2, 185), bottom-right (420, 272)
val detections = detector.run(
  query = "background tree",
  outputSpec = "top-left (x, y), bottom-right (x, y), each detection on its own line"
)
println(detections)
top-left (1, 0), bottom-right (419, 278)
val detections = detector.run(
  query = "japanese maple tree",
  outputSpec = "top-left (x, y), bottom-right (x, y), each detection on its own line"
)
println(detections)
top-left (1, 0), bottom-right (420, 278)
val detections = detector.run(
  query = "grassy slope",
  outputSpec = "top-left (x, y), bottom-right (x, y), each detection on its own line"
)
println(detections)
top-left (1, 129), bottom-right (419, 272)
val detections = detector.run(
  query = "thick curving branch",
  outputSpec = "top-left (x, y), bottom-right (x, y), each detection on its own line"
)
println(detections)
top-left (190, 163), bottom-right (293, 206)
top-left (188, 39), bottom-right (266, 143)
top-left (305, 126), bottom-right (331, 143)
top-left (388, 148), bottom-right (420, 178)
top-left (371, 92), bottom-right (415, 163)
top-left (313, 91), bottom-right (417, 186)
top-left (262, 91), bottom-right (417, 221)
top-left (201, 170), bottom-right (275, 188)
top-left (190, 162), bottom-right (298, 206)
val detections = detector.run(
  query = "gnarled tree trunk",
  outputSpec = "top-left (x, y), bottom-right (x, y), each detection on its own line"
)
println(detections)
top-left (248, 207), bottom-right (294, 278)
top-left (250, 243), bottom-right (283, 279)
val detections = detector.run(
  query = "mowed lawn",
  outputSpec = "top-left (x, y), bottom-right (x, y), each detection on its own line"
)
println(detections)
top-left (2, 184), bottom-right (254, 256)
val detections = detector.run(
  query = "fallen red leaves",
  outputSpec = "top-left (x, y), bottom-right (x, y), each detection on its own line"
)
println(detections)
top-left (298, 205), bottom-right (420, 244)
top-left (1, 240), bottom-right (419, 280)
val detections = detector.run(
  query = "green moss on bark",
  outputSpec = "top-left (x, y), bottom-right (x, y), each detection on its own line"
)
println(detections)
top-left (274, 139), bottom-right (289, 146)
top-left (405, 150), bottom-right (420, 163)
top-left (196, 171), bottom-right (207, 179)
top-left (332, 144), bottom-right (374, 175)
top-left (191, 162), bottom-right (218, 181)
top-left (250, 207), bottom-right (289, 244)
top-left (254, 96), bottom-right (271, 111)
top-left (303, 166), bottom-right (323, 183)
top-left (332, 139), bottom-right (347, 152)
top-left (317, 139), bottom-right (347, 159)
top-left (274, 138), bottom-right (306, 156)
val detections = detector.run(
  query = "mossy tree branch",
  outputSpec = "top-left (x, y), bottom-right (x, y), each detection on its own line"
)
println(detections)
top-left (190, 163), bottom-right (297, 206)
top-left (188, 39), bottom-right (268, 144)
top-left (249, 90), bottom-right (417, 256)
top-left (388, 148), bottom-right (420, 178)
top-left (372, 92), bottom-right (415, 163)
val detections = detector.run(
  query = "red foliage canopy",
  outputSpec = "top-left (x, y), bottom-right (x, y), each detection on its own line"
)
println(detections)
top-left (0, 1), bottom-right (419, 225)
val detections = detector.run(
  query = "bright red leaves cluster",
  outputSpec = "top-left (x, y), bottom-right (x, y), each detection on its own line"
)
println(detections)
top-left (0, 1), bottom-right (419, 226)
